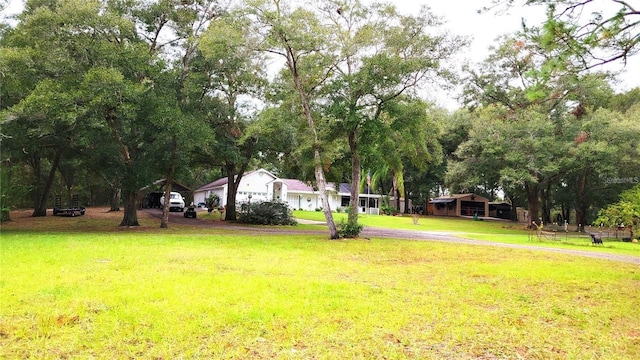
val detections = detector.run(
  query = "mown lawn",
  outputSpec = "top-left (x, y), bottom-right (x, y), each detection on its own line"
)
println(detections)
top-left (1, 209), bottom-right (639, 359)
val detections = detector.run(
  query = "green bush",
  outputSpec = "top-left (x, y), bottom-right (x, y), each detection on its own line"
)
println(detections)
top-left (338, 219), bottom-right (363, 238)
top-left (206, 193), bottom-right (220, 209)
top-left (238, 200), bottom-right (297, 225)
top-left (381, 205), bottom-right (394, 215)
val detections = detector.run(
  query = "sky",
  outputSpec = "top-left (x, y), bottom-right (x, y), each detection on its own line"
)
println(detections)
top-left (3, 0), bottom-right (639, 109)
top-left (393, 1), bottom-right (640, 109)
top-left (391, 1), bottom-right (550, 108)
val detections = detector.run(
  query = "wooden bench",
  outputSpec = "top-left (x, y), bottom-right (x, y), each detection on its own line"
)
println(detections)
top-left (538, 230), bottom-right (557, 241)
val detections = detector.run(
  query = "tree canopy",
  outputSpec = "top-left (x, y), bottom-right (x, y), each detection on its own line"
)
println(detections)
top-left (1, 0), bottom-right (639, 239)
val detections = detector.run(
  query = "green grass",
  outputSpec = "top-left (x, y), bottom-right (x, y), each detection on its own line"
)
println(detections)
top-left (293, 211), bottom-right (640, 256)
top-left (1, 209), bottom-right (639, 359)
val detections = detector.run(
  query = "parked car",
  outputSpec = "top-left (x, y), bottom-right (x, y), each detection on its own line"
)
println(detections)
top-left (160, 192), bottom-right (185, 212)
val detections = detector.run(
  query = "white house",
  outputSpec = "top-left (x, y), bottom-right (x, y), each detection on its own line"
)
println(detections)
top-left (193, 168), bottom-right (381, 214)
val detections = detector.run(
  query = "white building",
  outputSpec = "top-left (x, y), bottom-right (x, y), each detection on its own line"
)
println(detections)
top-left (193, 168), bottom-right (381, 214)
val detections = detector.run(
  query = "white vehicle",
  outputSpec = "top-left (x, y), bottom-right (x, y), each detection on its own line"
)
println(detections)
top-left (160, 191), bottom-right (185, 212)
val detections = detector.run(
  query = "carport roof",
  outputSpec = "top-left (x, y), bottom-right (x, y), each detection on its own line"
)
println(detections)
top-left (430, 198), bottom-right (456, 204)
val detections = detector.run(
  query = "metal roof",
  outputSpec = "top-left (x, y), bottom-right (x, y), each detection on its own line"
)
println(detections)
top-left (429, 198), bottom-right (456, 204)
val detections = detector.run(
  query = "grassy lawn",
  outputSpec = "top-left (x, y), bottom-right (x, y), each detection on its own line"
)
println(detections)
top-left (293, 211), bottom-right (640, 256)
top-left (1, 208), bottom-right (639, 359)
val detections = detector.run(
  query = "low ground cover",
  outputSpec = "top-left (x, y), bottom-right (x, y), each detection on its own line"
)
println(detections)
top-left (1, 209), bottom-right (639, 359)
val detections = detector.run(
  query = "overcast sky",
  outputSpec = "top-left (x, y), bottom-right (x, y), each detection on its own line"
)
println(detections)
top-left (403, 1), bottom-right (640, 108)
top-left (388, 1), bottom-right (550, 108)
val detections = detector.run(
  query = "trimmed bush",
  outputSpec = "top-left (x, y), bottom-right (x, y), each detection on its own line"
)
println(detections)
top-left (338, 219), bottom-right (363, 238)
top-left (238, 200), bottom-right (297, 225)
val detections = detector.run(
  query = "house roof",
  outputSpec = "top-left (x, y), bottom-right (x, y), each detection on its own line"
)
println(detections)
top-left (140, 179), bottom-right (192, 193)
top-left (195, 177), bottom-right (229, 192)
top-left (278, 179), bottom-right (340, 193)
top-left (281, 179), bottom-right (315, 192)
top-left (279, 181), bottom-right (378, 196)
top-left (430, 198), bottom-right (456, 204)
top-left (195, 168), bottom-right (278, 192)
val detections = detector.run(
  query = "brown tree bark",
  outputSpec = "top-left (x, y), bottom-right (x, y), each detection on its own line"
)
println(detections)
top-left (119, 189), bottom-right (140, 226)
top-left (31, 150), bottom-right (61, 217)
top-left (525, 183), bottom-right (540, 229)
top-left (283, 41), bottom-right (338, 239)
top-left (348, 130), bottom-right (360, 225)
top-left (225, 166), bottom-right (240, 221)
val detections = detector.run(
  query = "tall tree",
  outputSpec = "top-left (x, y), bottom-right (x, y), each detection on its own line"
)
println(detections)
top-left (247, 0), bottom-right (341, 238)
top-left (461, 32), bottom-right (591, 224)
top-left (366, 99), bottom-right (443, 213)
top-left (319, 0), bottom-right (464, 227)
top-left (134, 0), bottom-right (222, 228)
top-left (1, 0), bottom-right (120, 217)
top-left (196, 7), bottom-right (267, 221)
top-left (595, 184), bottom-right (640, 240)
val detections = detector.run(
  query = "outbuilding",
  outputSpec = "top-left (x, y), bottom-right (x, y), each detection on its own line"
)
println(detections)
top-left (429, 193), bottom-right (489, 218)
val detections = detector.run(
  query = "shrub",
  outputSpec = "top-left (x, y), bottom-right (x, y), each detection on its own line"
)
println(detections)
top-left (206, 193), bottom-right (220, 209)
top-left (381, 205), bottom-right (396, 215)
top-left (238, 200), bottom-right (297, 225)
top-left (337, 219), bottom-right (363, 238)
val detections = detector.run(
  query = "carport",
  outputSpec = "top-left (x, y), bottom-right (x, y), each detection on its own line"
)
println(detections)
top-left (429, 194), bottom-right (489, 218)
top-left (138, 179), bottom-right (192, 208)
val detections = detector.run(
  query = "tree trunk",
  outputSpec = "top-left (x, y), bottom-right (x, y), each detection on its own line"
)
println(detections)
top-left (160, 176), bottom-right (174, 229)
top-left (525, 183), bottom-right (540, 228)
top-left (224, 166), bottom-right (239, 221)
top-left (0, 209), bottom-right (10, 223)
top-left (109, 185), bottom-right (121, 211)
top-left (31, 151), bottom-right (60, 217)
top-left (403, 173), bottom-right (411, 214)
top-left (285, 47), bottom-right (338, 239)
top-left (348, 130), bottom-right (360, 225)
top-left (391, 174), bottom-right (399, 212)
top-left (575, 207), bottom-right (587, 232)
top-left (574, 169), bottom-right (588, 231)
top-left (541, 182), bottom-right (552, 224)
top-left (404, 192), bottom-right (411, 214)
top-left (314, 151), bottom-right (338, 238)
top-left (161, 138), bottom-right (178, 228)
top-left (564, 206), bottom-right (571, 225)
top-left (119, 189), bottom-right (140, 226)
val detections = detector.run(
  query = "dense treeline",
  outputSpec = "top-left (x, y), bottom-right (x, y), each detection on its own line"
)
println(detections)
top-left (1, 0), bottom-right (639, 236)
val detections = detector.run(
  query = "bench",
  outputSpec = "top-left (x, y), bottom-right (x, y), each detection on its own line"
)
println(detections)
top-left (538, 230), bottom-right (557, 241)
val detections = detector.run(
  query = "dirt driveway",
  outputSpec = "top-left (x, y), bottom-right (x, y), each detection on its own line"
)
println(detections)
top-left (148, 209), bottom-right (640, 265)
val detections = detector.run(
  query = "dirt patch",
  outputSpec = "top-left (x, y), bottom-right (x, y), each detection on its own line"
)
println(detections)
top-left (1, 207), bottom-right (161, 232)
